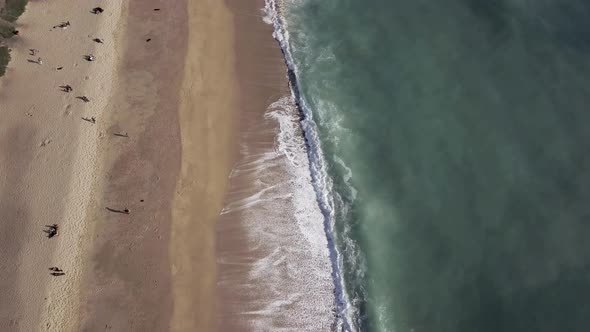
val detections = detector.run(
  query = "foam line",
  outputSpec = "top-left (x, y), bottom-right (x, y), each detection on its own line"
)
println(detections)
top-left (263, 1), bottom-right (356, 330)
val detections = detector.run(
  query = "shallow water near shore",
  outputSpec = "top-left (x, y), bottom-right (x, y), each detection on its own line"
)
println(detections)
top-left (215, 1), bottom-right (336, 330)
top-left (279, 0), bottom-right (590, 331)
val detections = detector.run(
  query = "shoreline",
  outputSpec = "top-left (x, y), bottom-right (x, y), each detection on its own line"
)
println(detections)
top-left (0, 0), bottom-right (322, 330)
top-left (216, 0), bottom-right (338, 330)
top-left (266, 1), bottom-right (356, 329)
top-left (216, 0), bottom-right (290, 328)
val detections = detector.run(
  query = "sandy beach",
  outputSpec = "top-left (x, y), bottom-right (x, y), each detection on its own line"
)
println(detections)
top-left (0, 0), bottom-right (242, 331)
top-left (0, 0), bottom-right (123, 330)
top-left (76, 0), bottom-right (186, 330)
top-left (0, 0), bottom-right (330, 330)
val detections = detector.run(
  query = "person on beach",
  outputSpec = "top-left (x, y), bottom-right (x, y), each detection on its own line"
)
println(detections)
top-left (93, 38), bottom-right (104, 44)
top-left (53, 21), bottom-right (70, 29)
top-left (91, 7), bottom-right (104, 14)
top-left (43, 224), bottom-right (59, 238)
top-left (60, 85), bottom-right (73, 92)
top-left (85, 54), bottom-right (95, 62)
top-left (77, 96), bottom-right (90, 102)
top-left (82, 116), bottom-right (96, 124)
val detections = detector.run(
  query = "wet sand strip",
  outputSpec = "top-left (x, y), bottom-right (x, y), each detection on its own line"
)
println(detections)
top-left (215, 0), bottom-right (325, 330)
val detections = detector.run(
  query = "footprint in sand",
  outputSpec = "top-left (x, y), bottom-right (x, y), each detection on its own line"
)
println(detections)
top-left (64, 104), bottom-right (72, 116)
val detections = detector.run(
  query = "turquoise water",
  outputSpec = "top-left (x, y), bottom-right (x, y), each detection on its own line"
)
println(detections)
top-left (283, 1), bottom-right (590, 331)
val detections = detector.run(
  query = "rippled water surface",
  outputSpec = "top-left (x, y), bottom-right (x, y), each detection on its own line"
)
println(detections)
top-left (282, 1), bottom-right (590, 331)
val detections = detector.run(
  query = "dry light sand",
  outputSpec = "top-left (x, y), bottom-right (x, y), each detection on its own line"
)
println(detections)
top-left (0, 0), bottom-right (123, 330)
top-left (0, 0), bottom-right (246, 331)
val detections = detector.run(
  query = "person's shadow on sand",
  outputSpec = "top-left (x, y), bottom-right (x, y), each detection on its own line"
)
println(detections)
top-left (105, 207), bottom-right (130, 214)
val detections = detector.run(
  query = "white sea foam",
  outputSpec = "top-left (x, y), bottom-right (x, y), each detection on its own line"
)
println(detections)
top-left (334, 156), bottom-right (358, 201)
top-left (218, 97), bottom-right (335, 330)
top-left (218, 1), bottom-right (360, 330)
top-left (262, 0), bottom-right (357, 330)
top-left (314, 98), bottom-right (349, 146)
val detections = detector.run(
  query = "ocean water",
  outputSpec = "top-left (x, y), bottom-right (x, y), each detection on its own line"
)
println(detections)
top-left (273, 0), bottom-right (590, 331)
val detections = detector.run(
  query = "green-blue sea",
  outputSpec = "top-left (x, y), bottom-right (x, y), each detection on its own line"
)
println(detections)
top-left (281, 1), bottom-right (590, 331)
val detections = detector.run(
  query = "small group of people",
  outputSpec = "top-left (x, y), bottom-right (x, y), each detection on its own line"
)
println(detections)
top-left (38, 6), bottom-right (108, 280)
top-left (82, 116), bottom-right (97, 124)
top-left (49, 267), bottom-right (65, 277)
top-left (60, 84), bottom-right (73, 92)
top-left (43, 224), bottom-right (59, 238)
top-left (27, 49), bottom-right (43, 64)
